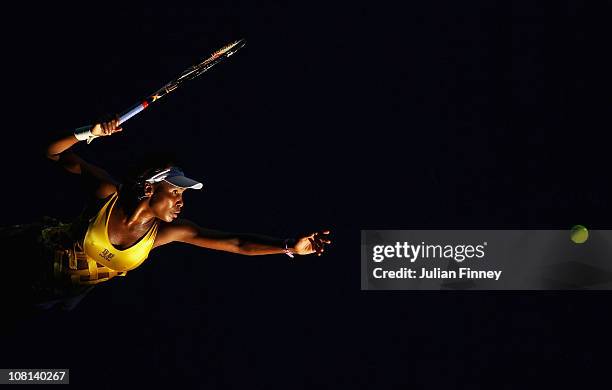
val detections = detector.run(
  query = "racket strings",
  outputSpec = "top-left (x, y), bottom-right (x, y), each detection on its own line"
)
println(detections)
top-left (147, 39), bottom-right (246, 102)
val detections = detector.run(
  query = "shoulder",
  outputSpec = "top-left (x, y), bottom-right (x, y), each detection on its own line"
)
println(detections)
top-left (71, 155), bottom-right (121, 199)
top-left (79, 191), bottom-right (113, 215)
top-left (95, 182), bottom-right (120, 199)
top-left (157, 218), bottom-right (200, 234)
top-left (153, 218), bottom-right (200, 249)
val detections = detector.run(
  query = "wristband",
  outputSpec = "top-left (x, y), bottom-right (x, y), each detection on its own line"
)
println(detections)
top-left (73, 125), bottom-right (99, 144)
top-left (284, 238), bottom-right (295, 258)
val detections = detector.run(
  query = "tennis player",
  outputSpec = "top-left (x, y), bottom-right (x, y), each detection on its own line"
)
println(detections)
top-left (0, 117), bottom-right (331, 312)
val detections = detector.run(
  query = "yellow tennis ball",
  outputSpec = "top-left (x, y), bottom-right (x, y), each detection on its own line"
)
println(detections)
top-left (570, 225), bottom-right (588, 244)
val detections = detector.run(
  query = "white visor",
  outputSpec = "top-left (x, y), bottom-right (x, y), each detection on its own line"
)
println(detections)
top-left (145, 167), bottom-right (203, 190)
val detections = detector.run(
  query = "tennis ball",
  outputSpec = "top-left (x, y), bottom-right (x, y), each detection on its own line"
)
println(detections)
top-left (570, 225), bottom-right (589, 244)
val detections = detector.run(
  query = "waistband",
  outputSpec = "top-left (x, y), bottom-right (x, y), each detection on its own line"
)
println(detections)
top-left (54, 242), bottom-right (128, 285)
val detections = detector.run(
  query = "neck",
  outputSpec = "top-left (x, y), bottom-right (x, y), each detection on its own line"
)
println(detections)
top-left (115, 192), bottom-right (157, 229)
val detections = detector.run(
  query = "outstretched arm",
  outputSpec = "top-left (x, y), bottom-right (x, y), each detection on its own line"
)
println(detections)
top-left (154, 218), bottom-right (332, 256)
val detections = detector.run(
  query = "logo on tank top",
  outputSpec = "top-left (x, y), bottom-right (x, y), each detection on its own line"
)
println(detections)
top-left (99, 248), bottom-right (115, 261)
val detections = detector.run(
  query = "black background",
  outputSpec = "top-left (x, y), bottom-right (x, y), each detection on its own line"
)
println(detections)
top-left (1, 1), bottom-right (611, 388)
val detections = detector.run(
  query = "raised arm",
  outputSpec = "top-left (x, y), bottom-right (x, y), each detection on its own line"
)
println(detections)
top-left (45, 117), bottom-right (123, 198)
top-left (154, 218), bottom-right (331, 257)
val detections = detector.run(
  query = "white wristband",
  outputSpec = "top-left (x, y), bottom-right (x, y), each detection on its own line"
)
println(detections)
top-left (284, 238), bottom-right (295, 258)
top-left (73, 125), bottom-right (99, 144)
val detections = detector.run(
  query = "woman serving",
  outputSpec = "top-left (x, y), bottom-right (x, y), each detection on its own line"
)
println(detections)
top-left (7, 117), bottom-right (330, 310)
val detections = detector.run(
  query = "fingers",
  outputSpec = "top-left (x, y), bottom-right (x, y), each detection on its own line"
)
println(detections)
top-left (308, 237), bottom-right (315, 248)
top-left (100, 116), bottom-right (122, 135)
top-left (101, 120), bottom-right (113, 135)
top-left (316, 230), bottom-right (332, 256)
top-left (314, 232), bottom-right (331, 244)
top-left (314, 230), bottom-right (332, 244)
top-left (114, 115), bottom-right (123, 132)
top-left (309, 234), bottom-right (331, 256)
top-left (307, 237), bottom-right (323, 256)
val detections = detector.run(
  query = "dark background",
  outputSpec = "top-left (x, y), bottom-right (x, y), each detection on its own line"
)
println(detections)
top-left (1, 1), bottom-right (611, 388)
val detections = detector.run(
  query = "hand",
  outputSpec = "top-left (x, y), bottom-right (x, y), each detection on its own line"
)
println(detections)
top-left (293, 230), bottom-right (332, 256)
top-left (91, 115), bottom-right (123, 137)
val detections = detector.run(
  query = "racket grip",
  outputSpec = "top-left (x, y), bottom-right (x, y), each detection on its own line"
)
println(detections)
top-left (118, 101), bottom-right (149, 125)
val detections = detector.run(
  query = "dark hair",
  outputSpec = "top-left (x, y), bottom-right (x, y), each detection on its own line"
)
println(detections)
top-left (119, 151), bottom-right (183, 212)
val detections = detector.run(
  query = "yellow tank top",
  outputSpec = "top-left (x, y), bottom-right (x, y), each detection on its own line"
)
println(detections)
top-left (83, 192), bottom-right (159, 272)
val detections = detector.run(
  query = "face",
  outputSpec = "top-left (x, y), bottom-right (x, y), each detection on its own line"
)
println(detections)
top-left (146, 181), bottom-right (186, 222)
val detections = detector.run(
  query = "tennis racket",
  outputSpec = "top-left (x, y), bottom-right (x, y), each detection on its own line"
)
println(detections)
top-left (118, 38), bottom-right (246, 125)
